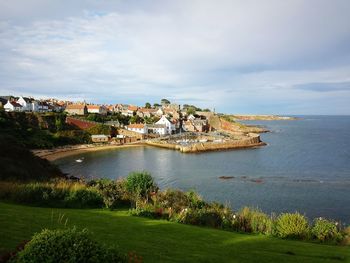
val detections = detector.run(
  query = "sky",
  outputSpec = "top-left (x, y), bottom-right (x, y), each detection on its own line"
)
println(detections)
top-left (0, 0), bottom-right (350, 115)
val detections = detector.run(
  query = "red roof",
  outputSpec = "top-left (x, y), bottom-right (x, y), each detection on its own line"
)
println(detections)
top-left (128, 105), bottom-right (138, 111)
top-left (87, 105), bottom-right (101, 110)
top-left (11, 101), bottom-right (22, 107)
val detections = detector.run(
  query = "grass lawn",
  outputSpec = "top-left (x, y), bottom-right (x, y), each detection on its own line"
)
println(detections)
top-left (0, 202), bottom-right (349, 263)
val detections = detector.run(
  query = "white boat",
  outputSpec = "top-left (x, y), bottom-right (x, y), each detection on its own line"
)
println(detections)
top-left (75, 158), bottom-right (84, 163)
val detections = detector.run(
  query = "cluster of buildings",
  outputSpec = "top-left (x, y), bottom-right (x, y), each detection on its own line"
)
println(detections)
top-left (1, 95), bottom-right (213, 137)
top-left (0, 96), bottom-right (65, 113)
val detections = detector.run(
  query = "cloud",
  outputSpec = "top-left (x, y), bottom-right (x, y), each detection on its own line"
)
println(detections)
top-left (295, 81), bottom-right (350, 92)
top-left (0, 0), bottom-right (350, 114)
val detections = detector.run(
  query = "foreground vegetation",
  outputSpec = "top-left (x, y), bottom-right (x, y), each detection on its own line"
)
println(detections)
top-left (1, 202), bottom-right (349, 263)
top-left (1, 172), bottom-right (349, 246)
top-left (0, 149), bottom-right (348, 262)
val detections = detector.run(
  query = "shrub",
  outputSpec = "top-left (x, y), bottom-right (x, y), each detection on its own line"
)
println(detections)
top-left (341, 226), bottom-right (350, 246)
top-left (235, 207), bottom-right (273, 235)
top-left (311, 218), bottom-right (342, 243)
top-left (89, 179), bottom-right (130, 209)
top-left (275, 212), bottom-right (310, 239)
top-left (0, 181), bottom-right (104, 208)
top-left (125, 171), bottom-right (158, 204)
top-left (179, 208), bottom-right (223, 228)
top-left (64, 188), bottom-right (104, 208)
top-left (12, 228), bottom-right (125, 263)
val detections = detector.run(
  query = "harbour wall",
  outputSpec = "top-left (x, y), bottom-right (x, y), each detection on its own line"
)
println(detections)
top-left (146, 134), bottom-right (265, 153)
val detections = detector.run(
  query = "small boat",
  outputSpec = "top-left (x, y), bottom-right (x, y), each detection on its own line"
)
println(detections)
top-left (75, 159), bottom-right (83, 163)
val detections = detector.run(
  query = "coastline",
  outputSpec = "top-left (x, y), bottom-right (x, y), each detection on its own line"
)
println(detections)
top-left (32, 143), bottom-right (144, 161)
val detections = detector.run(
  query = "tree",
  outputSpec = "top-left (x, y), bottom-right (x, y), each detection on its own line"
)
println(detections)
top-left (129, 115), bottom-right (143, 124)
top-left (145, 102), bottom-right (151, 109)
top-left (202, 108), bottom-right (211, 112)
top-left (186, 107), bottom-right (196, 115)
top-left (125, 171), bottom-right (158, 207)
top-left (161, 99), bottom-right (170, 105)
top-left (153, 103), bottom-right (161, 108)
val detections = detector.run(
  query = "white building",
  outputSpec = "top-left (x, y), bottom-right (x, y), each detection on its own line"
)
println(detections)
top-left (147, 124), bottom-right (167, 135)
top-left (91, 134), bottom-right (109, 143)
top-left (87, 105), bottom-right (108, 115)
top-left (155, 115), bottom-right (176, 134)
top-left (4, 101), bottom-right (23, 112)
top-left (17, 96), bottom-right (39, 112)
top-left (126, 123), bottom-right (148, 134)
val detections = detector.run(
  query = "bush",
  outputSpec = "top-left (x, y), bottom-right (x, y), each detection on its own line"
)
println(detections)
top-left (12, 228), bottom-right (125, 263)
top-left (235, 207), bottom-right (273, 235)
top-left (180, 208), bottom-right (223, 228)
top-left (125, 171), bottom-right (158, 204)
top-left (341, 226), bottom-right (350, 246)
top-left (89, 179), bottom-right (130, 209)
top-left (311, 218), bottom-right (342, 243)
top-left (275, 213), bottom-right (310, 239)
top-left (64, 188), bottom-right (104, 208)
top-left (0, 181), bottom-right (104, 208)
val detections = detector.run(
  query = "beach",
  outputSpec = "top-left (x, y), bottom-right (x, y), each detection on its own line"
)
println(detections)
top-left (32, 143), bottom-right (144, 161)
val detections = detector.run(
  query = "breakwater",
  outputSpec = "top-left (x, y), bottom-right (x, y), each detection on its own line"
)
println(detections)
top-left (146, 133), bottom-right (265, 153)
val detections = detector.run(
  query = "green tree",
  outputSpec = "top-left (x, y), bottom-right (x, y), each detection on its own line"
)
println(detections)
top-left (153, 103), bottom-right (161, 108)
top-left (161, 99), bottom-right (170, 105)
top-left (145, 102), bottom-right (151, 109)
top-left (186, 107), bottom-right (196, 115)
top-left (125, 171), bottom-right (158, 206)
top-left (129, 115), bottom-right (143, 124)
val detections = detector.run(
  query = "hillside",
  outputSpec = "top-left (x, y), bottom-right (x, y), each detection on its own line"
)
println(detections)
top-left (1, 202), bottom-right (349, 263)
top-left (0, 135), bottom-right (64, 181)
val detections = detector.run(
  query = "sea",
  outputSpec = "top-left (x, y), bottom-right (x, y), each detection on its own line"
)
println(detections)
top-left (55, 116), bottom-right (350, 223)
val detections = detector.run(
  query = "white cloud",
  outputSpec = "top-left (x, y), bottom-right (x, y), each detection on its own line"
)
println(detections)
top-left (0, 0), bottom-right (350, 113)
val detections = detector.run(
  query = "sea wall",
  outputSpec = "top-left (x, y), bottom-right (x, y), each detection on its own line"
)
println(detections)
top-left (146, 134), bottom-right (265, 153)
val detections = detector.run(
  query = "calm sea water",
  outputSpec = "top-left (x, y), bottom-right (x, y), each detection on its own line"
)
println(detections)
top-left (55, 116), bottom-right (350, 223)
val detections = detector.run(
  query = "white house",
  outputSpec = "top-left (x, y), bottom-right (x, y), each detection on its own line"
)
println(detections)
top-left (187, 114), bottom-right (196, 121)
top-left (87, 105), bottom-right (108, 115)
top-left (126, 123), bottom-right (148, 134)
top-left (4, 101), bottom-right (23, 112)
top-left (17, 96), bottom-right (39, 112)
top-left (155, 108), bottom-right (164, 117)
top-left (156, 115), bottom-right (176, 134)
top-left (147, 124), bottom-right (167, 135)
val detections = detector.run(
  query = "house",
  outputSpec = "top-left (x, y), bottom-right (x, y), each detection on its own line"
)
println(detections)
top-left (115, 104), bottom-right (128, 113)
top-left (0, 98), bottom-right (7, 109)
top-left (91, 134), bottom-right (110, 143)
top-left (4, 101), bottom-right (23, 112)
top-left (155, 108), bottom-right (164, 117)
top-left (122, 105), bottom-right (138, 116)
top-left (65, 104), bottom-right (88, 115)
top-left (183, 119), bottom-right (209, 132)
top-left (38, 101), bottom-right (50, 112)
top-left (87, 105), bottom-right (107, 115)
top-left (187, 114), bottom-right (196, 121)
top-left (156, 115), bottom-right (176, 134)
top-left (17, 96), bottom-right (36, 111)
top-left (163, 108), bottom-right (180, 119)
top-left (147, 124), bottom-right (167, 136)
top-left (137, 108), bottom-right (157, 118)
top-left (126, 123), bottom-right (148, 134)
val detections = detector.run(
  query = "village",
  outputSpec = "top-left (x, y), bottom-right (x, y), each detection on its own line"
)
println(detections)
top-left (0, 95), bottom-right (265, 153)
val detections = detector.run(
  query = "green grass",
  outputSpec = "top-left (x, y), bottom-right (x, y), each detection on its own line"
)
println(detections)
top-left (0, 202), bottom-right (349, 263)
